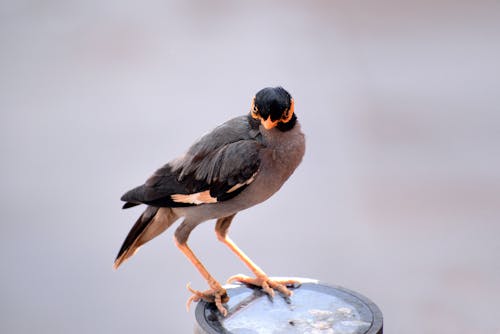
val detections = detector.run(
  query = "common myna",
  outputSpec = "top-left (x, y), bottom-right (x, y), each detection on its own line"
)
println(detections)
top-left (114, 86), bottom-right (305, 316)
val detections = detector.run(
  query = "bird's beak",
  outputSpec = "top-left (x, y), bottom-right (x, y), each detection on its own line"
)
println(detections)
top-left (261, 117), bottom-right (278, 130)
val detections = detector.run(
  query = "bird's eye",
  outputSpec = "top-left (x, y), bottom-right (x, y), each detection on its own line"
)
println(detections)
top-left (250, 97), bottom-right (260, 119)
top-left (281, 110), bottom-right (289, 121)
top-left (280, 99), bottom-right (295, 123)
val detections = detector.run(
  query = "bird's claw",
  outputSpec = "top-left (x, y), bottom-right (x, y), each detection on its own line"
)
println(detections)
top-left (227, 274), bottom-right (299, 298)
top-left (186, 283), bottom-right (229, 316)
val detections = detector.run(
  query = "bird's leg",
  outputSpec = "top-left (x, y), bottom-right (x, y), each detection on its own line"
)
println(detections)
top-left (174, 238), bottom-right (229, 316)
top-left (215, 215), bottom-right (299, 298)
top-left (222, 236), bottom-right (298, 297)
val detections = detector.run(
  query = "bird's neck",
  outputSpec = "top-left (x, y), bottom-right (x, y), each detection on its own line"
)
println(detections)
top-left (262, 120), bottom-right (305, 162)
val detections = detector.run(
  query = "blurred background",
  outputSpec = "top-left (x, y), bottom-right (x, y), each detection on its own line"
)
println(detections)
top-left (1, 0), bottom-right (499, 333)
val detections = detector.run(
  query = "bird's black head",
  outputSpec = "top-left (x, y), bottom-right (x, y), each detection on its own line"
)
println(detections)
top-left (250, 87), bottom-right (296, 131)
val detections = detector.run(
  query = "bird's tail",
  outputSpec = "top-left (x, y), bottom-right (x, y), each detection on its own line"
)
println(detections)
top-left (114, 206), bottom-right (178, 269)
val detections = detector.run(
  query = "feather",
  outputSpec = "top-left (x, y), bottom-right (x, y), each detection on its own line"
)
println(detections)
top-left (171, 191), bottom-right (217, 205)
top-left (114, 207), bottom-right (177, 269)
top-left (119, 115), bottom-right (263, 208)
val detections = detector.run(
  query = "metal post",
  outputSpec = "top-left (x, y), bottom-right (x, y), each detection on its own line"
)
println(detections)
top-left (194, 278), bottom-right (383, 334)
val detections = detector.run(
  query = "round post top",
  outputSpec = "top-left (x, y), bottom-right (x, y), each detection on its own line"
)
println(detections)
top-left (194, 278), bottom-right (383, 334)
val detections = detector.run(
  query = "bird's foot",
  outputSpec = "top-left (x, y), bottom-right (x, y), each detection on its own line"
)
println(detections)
top-left (186, 283), bottom-right (229, 316)
top-left (227, 274), bottom-right (299, 298)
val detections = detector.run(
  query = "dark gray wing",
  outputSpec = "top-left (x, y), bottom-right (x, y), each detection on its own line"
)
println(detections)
top-left (121, 115), bottom-right (262, 208)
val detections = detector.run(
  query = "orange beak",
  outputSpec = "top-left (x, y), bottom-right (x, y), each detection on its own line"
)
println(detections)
top-left (261, 117), bottom-right (278, 130)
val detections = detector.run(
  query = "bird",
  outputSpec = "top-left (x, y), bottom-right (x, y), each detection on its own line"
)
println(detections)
top-left (114, 86), bottom-right (306, 316)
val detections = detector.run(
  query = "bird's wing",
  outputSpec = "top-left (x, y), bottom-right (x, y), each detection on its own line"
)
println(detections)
top-left (121, 115), bottom-right (263, 208)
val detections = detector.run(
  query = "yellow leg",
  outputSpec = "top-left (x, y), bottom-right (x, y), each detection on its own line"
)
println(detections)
top-left (215, 215), bottom-right (298, 298)
top-left (175, 239), bottom-right (229, 316)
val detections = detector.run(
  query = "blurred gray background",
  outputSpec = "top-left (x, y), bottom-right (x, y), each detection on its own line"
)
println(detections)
top-left (1, 0), bottom-right (499, 333)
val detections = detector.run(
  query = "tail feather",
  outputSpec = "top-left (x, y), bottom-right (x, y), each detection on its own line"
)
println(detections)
top-left (114, 206), bottom-right (177, 269)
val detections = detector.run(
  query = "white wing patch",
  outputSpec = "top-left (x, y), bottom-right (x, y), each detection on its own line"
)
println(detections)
top-left (171, 191), bottom-right (217, 205)
top-left (227, 173), bottom-right (257, 193)
top-left (171, 172), bottom-right (257, 204)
